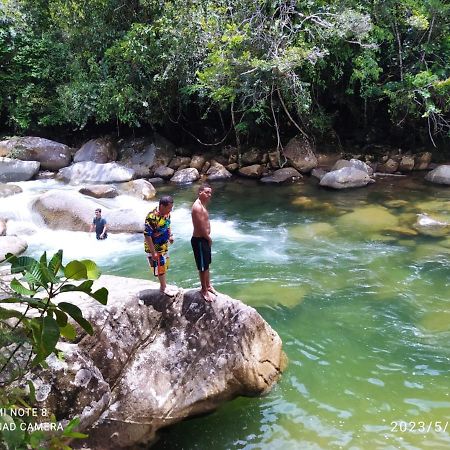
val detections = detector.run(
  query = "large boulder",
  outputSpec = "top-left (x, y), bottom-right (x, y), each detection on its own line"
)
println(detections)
top-left (0, 136), bottom-right (72, 171)
top-left (238, 164), bottom-right (264, 178)
top-left (0, 157), bottom-right (40, 182)
top-left (0, 235), bottom-right (27, 262)
top-left (153, 165), bottom-right (175, 179)
top-left (74, 137), bottom-right (118, 164)
top-left (57, 161), bottom-right (135, 184)
top-left (79, 185), bottom-right (119, 199)
top-left (119, 134), bottom-right (176, 177)
top-left (319, 167), bottom-right (374, 189)
top-left (282, 136), bottom-right (318, 173)
top-left (16, 275), bottom-right (284, 449)
top-left (425, 165), bottom-right (450, 185)
top-left (32, 191), bottom-right (143, 233)
top-left (170, 168), bottom-right (200, 184)
top-left (414, 152), bottom-right (432, 170)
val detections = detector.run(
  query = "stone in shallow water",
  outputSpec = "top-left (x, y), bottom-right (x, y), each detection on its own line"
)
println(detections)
top-left (233, 281), bottom-right (309, 309)
top-left (336, 206), bottom-right (399, 234)
top-left (419, 312), bottom-right (450, 333)
top-left (384, 199), bottom-right (409, 209)
top-left (290, 222), bottom-right (338, 240)
top-left (414, 199), bottom-right (450, 214)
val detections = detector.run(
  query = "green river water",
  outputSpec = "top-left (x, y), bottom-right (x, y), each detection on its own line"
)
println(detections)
top-left (15, 174), bottom-right (449, 450)
top-left (100, 175), bottom-right (450, 450)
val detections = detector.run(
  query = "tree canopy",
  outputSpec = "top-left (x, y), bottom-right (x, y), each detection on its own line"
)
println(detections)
top-left (1, 0), bottom-right (449, 149)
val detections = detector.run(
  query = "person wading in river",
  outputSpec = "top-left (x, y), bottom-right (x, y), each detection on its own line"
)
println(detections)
top-left (144, 196), bottom-right (176, 296)
top-left (90, 208), bottom-right (107, 240)
top-left (191, 184), bottom-right (217, 302)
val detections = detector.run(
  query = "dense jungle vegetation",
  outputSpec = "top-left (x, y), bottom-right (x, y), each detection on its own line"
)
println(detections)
top-left (0, 0), bottom-right (449, 150)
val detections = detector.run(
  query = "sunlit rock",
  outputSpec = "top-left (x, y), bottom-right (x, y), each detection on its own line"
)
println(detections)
top-left (424, 165), bottom-right (450, 185)
top-left (0, 235), bottom-right (27, 261)
top-left (170, 167), bottom-right (200, 184)
top-left (57, 161), bottom-right (135, 184)
top-left (21, 275), bottom-right (284, 448)
top-left (189, 155), bottom-right (207, 171)
top-left (117, 179), bottom-right (156, 200)
top-left (413, 213), bottom-right (449, 237)
top-left (336, 206), bottom-right (399, 233)
top-left (332, 158), bottom-right (373, 175)
top-left (399, 155), bottom-right (415, 172)
top-left (0, 136), bottom-right (72, 170)
top-left (206, 162), bottom-right (232, 181)
top-left (320, 167), bottom-right (374, 189)
top-left (0, 157), bottom-right (40, 182)
top-left (79, 184), bottom-right (119, 199)
top-left (32, 191), bottom-right (143, 233)
top-left (238, 164), bottom-right (264, 178)
top-left (414, 199), bottom-right (450, 214)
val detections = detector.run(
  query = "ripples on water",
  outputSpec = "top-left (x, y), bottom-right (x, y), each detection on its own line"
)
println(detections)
top-left (2, 176), bottom-right (449, 449)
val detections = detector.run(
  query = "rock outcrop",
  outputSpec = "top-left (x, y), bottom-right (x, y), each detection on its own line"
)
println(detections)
top-left (425, 165), bottom-right (450, 185)
top-left (20, 275), bottom-right (284, 449)
top-left (0, 157), bottom-right (40, 182)
top-left (319, 167), bottom-right (374, 189)
top-left (57, 161), bottom-right (135, 184)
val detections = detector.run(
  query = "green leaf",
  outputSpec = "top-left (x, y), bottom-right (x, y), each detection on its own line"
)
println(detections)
top-left (48, 249), bottom-right (63, 275)
top-left (0, 415), bottom-right (25, 448)
top-left (39, 251), bottom-right (48, 266)
top-left (60, 322), bottom-right (76, 340)
top-left (62, 417), bottom-right (80, 435)
top-left (30, 316), bottom-right (60, 364)
top-left (10, 278), bottom-right (37, 296)
top-left (90, 287), bottom-right (108, 305)
top-left (0, 306), bottom-right (23, 320)
top-left (64, 260), bottom-right (87, 280)
top-left (58, 302), bottom-right (93, 335)
top-left (54, 309), bottom-right (68, 327)
top-left (28, 380), bottom-right (36, 403)
top-left (7, 254), bottom-right (39, 274)
top-left (80, 259), bottom-right (101, 279)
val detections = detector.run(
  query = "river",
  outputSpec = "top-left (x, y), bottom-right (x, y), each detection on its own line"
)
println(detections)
top-left (1, 174), bottom-right (449, 449)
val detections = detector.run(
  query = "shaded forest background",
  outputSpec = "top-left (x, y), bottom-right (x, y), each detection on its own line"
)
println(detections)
top-left (0, 0), bottom-right (449, 152)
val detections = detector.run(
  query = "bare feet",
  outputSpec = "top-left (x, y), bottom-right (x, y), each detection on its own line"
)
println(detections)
top-left (207, 285), bottom-right (218, 295)
top-left (160, 286), bottom-right (178, 297)
top-left (200, 290), bottom-right (214, 302)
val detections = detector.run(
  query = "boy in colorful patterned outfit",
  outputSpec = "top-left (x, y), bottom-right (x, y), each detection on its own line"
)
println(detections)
top-left (144, 195), bottom-right (176, 296)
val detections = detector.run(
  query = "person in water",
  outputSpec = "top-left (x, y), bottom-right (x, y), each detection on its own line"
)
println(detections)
top-left (90, 208), bottom-right (107, 240)
top-left (144, 195), bottom-right (176, 296)
top-left (191, 183), bottom-right (217, 302)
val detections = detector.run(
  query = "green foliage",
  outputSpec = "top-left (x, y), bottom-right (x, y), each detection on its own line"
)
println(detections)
top-left (0, 0), bottom-right (449, 144)
top-left (0, 250), bottom-right (108, 448)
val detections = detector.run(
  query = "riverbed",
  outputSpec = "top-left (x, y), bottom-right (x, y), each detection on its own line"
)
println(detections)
top-left (2, 174), bottom-right (449, 449)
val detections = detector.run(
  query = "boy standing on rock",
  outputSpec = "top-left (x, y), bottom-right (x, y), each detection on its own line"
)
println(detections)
top-left (144, 196), bottom-right (176, 296)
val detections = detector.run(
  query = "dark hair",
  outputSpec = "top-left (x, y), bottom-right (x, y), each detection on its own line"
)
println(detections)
top-left (95, 209), bottom-right (101, 213)
top-left (159, 195), bottom-right (174, 206)
top-left (198, 183), bottom-right (211, 193)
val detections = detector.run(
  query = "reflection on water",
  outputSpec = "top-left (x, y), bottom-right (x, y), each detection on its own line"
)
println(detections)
top-left (2, 175), bottom-right (449, 449)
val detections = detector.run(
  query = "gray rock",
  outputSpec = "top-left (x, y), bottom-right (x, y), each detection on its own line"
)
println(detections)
top-left (170, 168), bottom-right (200, 184)
top-left (238, 164), bottom-right (264, 178)
top-left (79, 185), bottom-right (119, 199)
top-left (0, 136), bottom-right (72, 171)
top-left (190, 155), bottom-right (207, 171)
top-left (0, 183), bottom-right (22, 198)
top-left (319, 167), bottom-right (374, 189)
top-left (74, 137), bottom-right (118, 164)
top-left (153, 165), bottom-right (175, 179)
top-left (282, 136), bottom-right (318, 173)
top-left (260, 167), bottom-right (302, 184)
top-left (57, 161), bottom-right (135, 184)
top-left (0, 157), bottom-right (40, 182)
top-left (377, 158), bottom-right (399, 173)
top-left (399, 155), bottom-right (415, 172)
top-left (311, 168), bottom-right (327, 181)
top-left (0, 235), bottom-right (27, 262)
top-left (206, 162), bottom-right (232, 181)
top-left (20, 275), bottom-right (284, 448)
top-left (413, 213), bottom-right (449, 237)
top-left (118, 179), bottom-right (157, 200)
top-left (424, 165), bottom-right (450, 185)
top-left (414, 152), bottom-right (432, 170)
top-left (332, 158), bottom-right (373, 175)
top-left (168, 156), bottom-right (191, 170)
top-left (32, 191), bottom-right (143, 233)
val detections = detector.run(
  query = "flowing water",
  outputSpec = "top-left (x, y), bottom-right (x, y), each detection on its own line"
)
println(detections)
top-left (1, 175), bottom-right (449, 449)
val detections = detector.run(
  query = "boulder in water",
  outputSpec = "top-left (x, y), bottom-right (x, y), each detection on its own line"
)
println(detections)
top-left (0, 235), bottom-right (27, 262)
top-left (320, 167), bottom-right (374, 189)
top-left (57, 161), bottom-right (135, 184)
top-left (0, 157), bottom-right (40, 182)
top-left (425, 165), bottom-right (450, 185)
